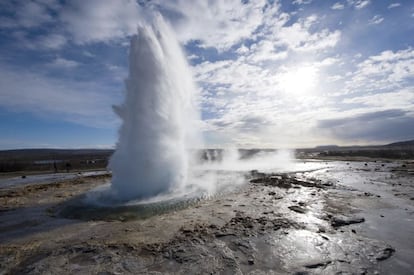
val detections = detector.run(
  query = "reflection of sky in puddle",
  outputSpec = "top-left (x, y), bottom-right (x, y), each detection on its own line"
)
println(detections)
top-left (270, 229), bottom-right (331, 267)
top-left (0, 171), bottom-right (109, 188)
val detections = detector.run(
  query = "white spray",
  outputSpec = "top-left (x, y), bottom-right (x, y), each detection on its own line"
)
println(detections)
top-left (109, 15), bottom-right (200, 201)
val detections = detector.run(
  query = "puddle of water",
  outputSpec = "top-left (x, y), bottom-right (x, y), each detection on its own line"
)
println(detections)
top-left (302, 160), bottom-right (414, 274)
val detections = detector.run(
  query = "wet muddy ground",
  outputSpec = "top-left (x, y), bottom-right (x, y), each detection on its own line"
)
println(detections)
top-left (0, 160), bottom-right (413, 274)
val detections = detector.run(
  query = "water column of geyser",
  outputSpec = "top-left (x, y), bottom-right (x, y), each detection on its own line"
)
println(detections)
top-left (109, 16), bottom-right (200, 201)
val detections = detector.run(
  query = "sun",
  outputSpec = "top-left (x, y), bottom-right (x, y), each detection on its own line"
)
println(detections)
top-left (279, 65), bottom-right (319, 96)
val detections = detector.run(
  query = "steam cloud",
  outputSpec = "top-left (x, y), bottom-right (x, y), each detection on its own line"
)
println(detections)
top-left (108, 15), bottom-right (200, 201)
top-left (104, 14), bottom-right (296, 204)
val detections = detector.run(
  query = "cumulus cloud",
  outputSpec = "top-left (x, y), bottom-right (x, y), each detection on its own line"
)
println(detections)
top-left (0, 64), bottom-right (117, 127)
top-left (0, 0), bottom-right (412, 147)
top-left (187, 4), bottom-right (344, 146)
top-left (348, 0), bottom-right (370, 9)
top-left (272, 16), bottom-right (341, 52)
top-left (293, 0), bottom-right (313, 4)
top-left (36, 34), bottom-right (67, 49)
top-left (331, 3), bottom-right (345, 10)
top-left (48, 57), bottom-right (79, 68)
top-left (0, 0), bottom-right (144, 47)
top-left (368, 15), bottom-right (384, 25)
top-left (151, 0), bottom-right (267, 51)
top-left (345, 47), bottom-right (414, 93)
top-left (317, 109), bottom-right (414, 143)
top-left (388, 3), bottom-right (401, 9)
top-left (343, 89), bottom-right (414, 110)
top-left (17, 1), bottom-right (54, 27)
top-left (61, 0), bottom-right (142, 44)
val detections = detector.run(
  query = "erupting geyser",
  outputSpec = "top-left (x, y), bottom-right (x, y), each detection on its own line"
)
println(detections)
top-left (109, 15), bottom-right (200, 201)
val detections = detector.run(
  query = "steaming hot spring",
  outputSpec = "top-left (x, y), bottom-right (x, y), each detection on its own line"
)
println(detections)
top-left (59, 15), bottom-right (294, 221)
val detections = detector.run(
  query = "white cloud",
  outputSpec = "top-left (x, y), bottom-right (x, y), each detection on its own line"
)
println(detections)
top-left (331, 3), bottom-right (345, 10)
top-left (193, 51), bottom-right (344, 146)
top-left (293, 0), bottom-right (312, 4)
top-left (345, 47), bottom-right (414, 93)
top-left (388, 3), bottom-right (401, 9)
top-left (343, 89), bottom-right (414, 110)
top-left (36, 34), bottom-right (67, 49)
top-left (271, 15), bottom-right (341, 52)
top-left (348, 0), bottom-right (370, 9)
top-left (0, 64), bottom-right (117, 127)
top-left (15, 1), bottom-right (54, 28)
top-left (152, 0), bottom-right (267, 51)
top-left (368, 15), bottom-right (384, 25)
top-left (49, 57), bottom-right (79, 68)
top-left (181, 4), bottom-right (344, 146)
top-left (245, 40), bottom-right (288, 63)
top-left (0, 0), bottom-right (57, 29)
top-left (61, 0), bottom-right (142, 44)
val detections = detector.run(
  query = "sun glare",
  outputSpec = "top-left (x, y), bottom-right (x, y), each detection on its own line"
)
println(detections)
top-left (279, 65), bottom-right (318, 96)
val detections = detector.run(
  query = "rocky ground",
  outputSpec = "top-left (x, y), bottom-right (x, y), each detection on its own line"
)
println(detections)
top-left (0, 160), bottom-right (413, 274)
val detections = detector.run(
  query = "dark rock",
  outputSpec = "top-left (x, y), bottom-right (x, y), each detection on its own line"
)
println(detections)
top-left (331, 216), bottom-right (365, 228)
top-left (248, 258), bottom-right (254, 265)
top-left (376, 247), bottom-right (395, 261)
top-left (288, 205), bottom-right (307, 214)
top-left (304, 260), bottom-right (332, 268)
top-left (317, 227), bottom-right (326, 233)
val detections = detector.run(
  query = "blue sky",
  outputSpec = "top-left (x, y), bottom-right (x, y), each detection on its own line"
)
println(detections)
top-left (0, 0), bottom-right (413, 149)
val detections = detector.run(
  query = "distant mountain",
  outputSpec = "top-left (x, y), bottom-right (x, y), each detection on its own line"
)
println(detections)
top-left (314, 145), bottom-right (340, 150)
top-left (385, 140), bottom-right (414, 148)
top-left (0, 148), bottom-right (114, 161)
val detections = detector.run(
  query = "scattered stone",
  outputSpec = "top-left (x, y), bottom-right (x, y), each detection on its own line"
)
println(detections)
top-left (288, 205), bottom-right (307, 214)
top-left (331, 216), bottom-right (365, 228)
top-left (304, 260), bottom-right (332, 269)
top-left (376, 247), bottom-right (395, 261)
top-left (320, 235), bottom-right (329, 241)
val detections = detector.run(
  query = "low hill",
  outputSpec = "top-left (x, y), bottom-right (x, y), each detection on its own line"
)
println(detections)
top-left (385, 140), bottom-right (414, 148)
